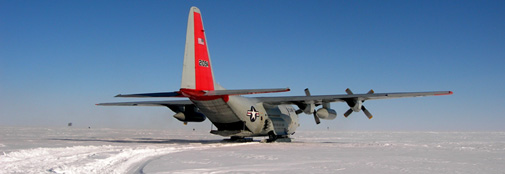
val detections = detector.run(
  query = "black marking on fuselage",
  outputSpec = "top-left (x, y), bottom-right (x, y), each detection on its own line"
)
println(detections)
top-left (213, 121), bottom-right (249, 131)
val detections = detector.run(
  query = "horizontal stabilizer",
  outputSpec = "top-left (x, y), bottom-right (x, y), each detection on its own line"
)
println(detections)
top-left (115, 92), bottom-right (181, 98)
top-left (203, 88), bottom-right (290, 96)
top-left (96, 100), bottom-right (192, 106)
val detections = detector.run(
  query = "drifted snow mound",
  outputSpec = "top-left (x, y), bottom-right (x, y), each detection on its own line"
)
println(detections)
top-left (0, 143), bottom-right (252, 174)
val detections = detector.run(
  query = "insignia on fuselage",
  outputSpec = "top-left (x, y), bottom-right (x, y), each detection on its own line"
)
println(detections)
top-left (247, 106), bottom-right (259, 122)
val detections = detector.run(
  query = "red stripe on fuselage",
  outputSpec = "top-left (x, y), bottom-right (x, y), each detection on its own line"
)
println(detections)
top-left (193, 12), bottom-right (214, 91)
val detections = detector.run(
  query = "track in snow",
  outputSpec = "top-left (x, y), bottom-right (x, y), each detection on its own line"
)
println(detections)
top-left (1, 143), bottom-right (254, 173)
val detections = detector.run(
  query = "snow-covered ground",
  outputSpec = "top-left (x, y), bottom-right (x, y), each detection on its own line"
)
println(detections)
top-left (1, 127), bottom-right (504, 174)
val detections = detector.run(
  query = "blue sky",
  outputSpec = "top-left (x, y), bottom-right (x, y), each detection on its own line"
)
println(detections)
top-left (1, 1), bottom-right (504, 131)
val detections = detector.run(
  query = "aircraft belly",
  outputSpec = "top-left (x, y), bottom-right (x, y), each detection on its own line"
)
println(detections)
top-left (192, 99), bottom-right (240, 124)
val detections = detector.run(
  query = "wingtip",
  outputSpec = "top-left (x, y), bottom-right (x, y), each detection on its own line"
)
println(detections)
top-left (435, 91), bottom-right (453, 96)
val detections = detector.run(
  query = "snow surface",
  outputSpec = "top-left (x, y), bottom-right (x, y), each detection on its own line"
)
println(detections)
top-left (1, 127), bottom-right (504, 174)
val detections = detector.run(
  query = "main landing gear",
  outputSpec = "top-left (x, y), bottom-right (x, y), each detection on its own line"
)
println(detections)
top-left (264, 131), bottom-right (292, 143)
top-left (223, 132), bottom-right (292, 143)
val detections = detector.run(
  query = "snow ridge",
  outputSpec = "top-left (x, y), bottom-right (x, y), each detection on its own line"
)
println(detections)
top-left (0, 143), bottom-right (253, 174)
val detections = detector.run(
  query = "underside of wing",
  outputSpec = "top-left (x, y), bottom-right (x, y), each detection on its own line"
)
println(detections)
top-left (257, 91), bottom-right (453, 105)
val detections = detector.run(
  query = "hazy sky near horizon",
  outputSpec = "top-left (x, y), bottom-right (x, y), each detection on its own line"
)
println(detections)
top-left (1, 1), bottom-right (504, 131)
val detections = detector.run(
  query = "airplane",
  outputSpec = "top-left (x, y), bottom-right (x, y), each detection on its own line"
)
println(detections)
top-left (97, 6), bottom-right (453, 142)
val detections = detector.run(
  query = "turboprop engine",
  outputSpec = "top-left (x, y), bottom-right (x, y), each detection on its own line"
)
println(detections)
top-left (315, 108), bottom-right (337, 120)
top-left (343, 88), bottom-right (374, 119)
top-left (173, 112), bottom-right (206, 124)
top-left (169, 105), bottom-right (206, 124)
top-left (297, 88), bottom-right (338, 124)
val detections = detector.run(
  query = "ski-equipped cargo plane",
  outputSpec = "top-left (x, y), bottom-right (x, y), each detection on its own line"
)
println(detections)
top-left (97, 7), bottom-right (452, 142)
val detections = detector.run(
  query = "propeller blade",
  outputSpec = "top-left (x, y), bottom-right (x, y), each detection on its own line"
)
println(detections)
top-left (302, 88), bottom-right (315, 114)
top-left (362, 105), bottom-right (373, 119)
top-left (295, 109), bottom-right (303, 115)
top-left (345, 88), bottom-right (353, 95)
top-left (344, 109), bottom-right (353, 117)
top-left (313, 109), bottom-right (321, 124)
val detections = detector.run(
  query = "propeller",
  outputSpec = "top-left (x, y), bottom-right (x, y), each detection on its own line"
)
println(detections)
top-left (343, 109), bottom-right (353, 117)
top-left (361, 106), bottom-right (373, 119)
top-left (304, 88), bottom-right (321, 124)
top-left (295, 88), bottom-right (316, 115)
top-left (313, 109), bottom-right (321, 124)
top-left (343, 88), bottom-right (374, 119)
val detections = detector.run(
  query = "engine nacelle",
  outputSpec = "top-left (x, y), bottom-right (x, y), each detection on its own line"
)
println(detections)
top-left (315, 108), bottom-right (337, 120)
top-left (173, 112), bottom-right (206, 122)
top-left (303, 103), bottom-right (315, 115)
top-left (351, 100), bottom-right (363, 112)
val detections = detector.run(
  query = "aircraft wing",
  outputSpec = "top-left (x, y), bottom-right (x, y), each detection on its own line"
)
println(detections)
top-left (257, 91), bottom-right (453, 105)
top-left (96, 100), bottom-right (193, 107)
top-left (97, 100), bottom-right (197, 119)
